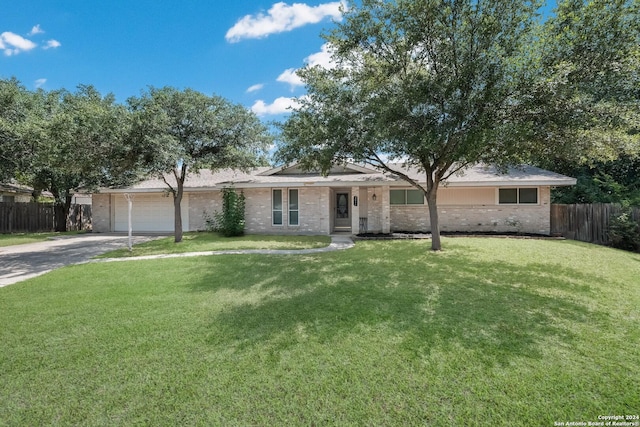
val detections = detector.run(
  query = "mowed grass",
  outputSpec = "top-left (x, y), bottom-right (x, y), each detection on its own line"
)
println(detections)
top-left (95, 232), bottom-right (331, 258)
top-left (0, 231), bottom-right (84, 247)
top-left (1, 238), bottom-right (639, 426)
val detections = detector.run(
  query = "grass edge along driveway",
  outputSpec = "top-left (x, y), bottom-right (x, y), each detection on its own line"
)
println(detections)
top-left (1, 237), bottom-right (639, 426)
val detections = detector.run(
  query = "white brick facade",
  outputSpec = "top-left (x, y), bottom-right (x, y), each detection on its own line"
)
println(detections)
top-left (389, 186), bottom-right (552, 234)
top-left (93, 185), bottom-right (553, 235)
top-left (91, 164), bottom-right (571, 236)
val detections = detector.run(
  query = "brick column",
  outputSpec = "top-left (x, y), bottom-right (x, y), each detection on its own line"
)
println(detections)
top-left (351, 186), bottom-right (360, 234)
top-left (381, 185), bottom-right (390, 233)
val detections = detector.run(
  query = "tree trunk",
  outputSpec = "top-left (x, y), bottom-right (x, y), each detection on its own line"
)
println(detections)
top-left (53, 193), bottom-right (73, 232)
top-left (426, 187), bottom-right (441, 251)
top-left (174, 187), bottom-right (183, 243)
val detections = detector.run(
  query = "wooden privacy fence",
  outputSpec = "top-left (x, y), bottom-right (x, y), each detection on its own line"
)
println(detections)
top-left (67, 204), bottom-right (92, 232)
top-left (0, 202), bottom-right (92, 233)
top-left (551, 203), bottom-right (640, 245)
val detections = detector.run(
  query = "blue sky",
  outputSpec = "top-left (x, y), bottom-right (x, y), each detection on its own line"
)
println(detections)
top-left (0, 1), bottom-right (344, 120)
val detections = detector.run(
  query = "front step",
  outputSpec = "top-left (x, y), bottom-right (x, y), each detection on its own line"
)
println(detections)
top-left (333, 226), bottom-right (351, 233)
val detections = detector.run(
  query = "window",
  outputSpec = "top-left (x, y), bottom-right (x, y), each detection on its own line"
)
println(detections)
top-left (390, 189), bottom-right (424, 205)
top-left (289, 189), bottom-right (299, 225)
top-left (272, 189), bottom-right (283, 225)
top-left (499, 188), bottom-right (538, 204)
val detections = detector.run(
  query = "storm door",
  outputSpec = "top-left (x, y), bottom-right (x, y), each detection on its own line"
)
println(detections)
top-left (334, 192), bottom-right (350, 230)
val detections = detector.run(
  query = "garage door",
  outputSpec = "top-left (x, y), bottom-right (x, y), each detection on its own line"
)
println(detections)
top-left (113, 193), bottom-right (189, 232)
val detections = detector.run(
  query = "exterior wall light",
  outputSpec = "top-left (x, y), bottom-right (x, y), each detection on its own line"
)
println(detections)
top-left (372, 192), bottom-right (377, 201)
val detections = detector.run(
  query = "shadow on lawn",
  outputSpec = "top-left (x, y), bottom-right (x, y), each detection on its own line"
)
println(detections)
top-left (193, 241), bottom-right (599, 366)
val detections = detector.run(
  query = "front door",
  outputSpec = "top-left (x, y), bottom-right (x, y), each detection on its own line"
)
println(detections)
top-left (334, 192), bottom-right (350, 230)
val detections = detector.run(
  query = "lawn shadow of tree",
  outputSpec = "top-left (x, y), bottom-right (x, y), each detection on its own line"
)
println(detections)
top-left (191, 241), bottom-right (601, 366)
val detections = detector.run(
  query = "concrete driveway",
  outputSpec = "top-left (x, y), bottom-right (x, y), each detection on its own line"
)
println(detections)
top-left (0, 234), bottom-right (164, 287)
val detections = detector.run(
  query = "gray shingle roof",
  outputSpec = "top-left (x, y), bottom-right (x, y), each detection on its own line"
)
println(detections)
top-left (101, 163), bottom-right (575, 193)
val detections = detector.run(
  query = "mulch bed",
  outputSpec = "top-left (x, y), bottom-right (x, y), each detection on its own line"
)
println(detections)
top-left (354, 231), bottom-right (565, 240)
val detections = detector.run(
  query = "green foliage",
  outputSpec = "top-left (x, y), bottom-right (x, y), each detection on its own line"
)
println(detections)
top-left (549, 155), bottom-right (640, 205)
top-left (608, 208), bottom-right (640, 252)
top-left (0, 78), bottom-right (34, 182)
top-left (277, 0), bottom-right (639, 250)
top-left (0, 81), bottom-right (134, 231)
top-left (205, 187), bottom-right (246, 237)
top-left (127, 86), bottom-right (271, 242)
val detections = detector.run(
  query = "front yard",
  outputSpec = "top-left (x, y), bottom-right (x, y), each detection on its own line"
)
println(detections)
top-left (1, 238), bottom-right (638, 425)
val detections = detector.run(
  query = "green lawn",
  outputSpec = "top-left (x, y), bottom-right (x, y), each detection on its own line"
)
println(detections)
top-left (96, 232), bottom-right (332, 258)
top-left (1, 238), bottom-right (639, 425)
top-left (0, 231), bottom-right (84, 247)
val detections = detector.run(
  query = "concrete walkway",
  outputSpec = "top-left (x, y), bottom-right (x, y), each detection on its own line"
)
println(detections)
top-left (87, 234), bottom-right (355, 264)
top-left (0, 234), bottom-right (354, 287)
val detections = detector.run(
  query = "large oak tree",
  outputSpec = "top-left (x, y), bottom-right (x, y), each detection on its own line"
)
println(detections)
top-left (1, 82), bottom-right (130, 231)
top-left (127, 87), bottom-right (271, 243)
top-left (277, 0), bottom-right (639, 250)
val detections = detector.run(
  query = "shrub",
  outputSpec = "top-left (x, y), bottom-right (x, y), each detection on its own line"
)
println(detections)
top-left (608, 208), bottom-right (640, 252)
top-left (203, 187), bottom-right (246, 237)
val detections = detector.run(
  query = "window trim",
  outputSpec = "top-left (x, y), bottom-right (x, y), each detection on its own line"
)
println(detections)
top-left (288, 188), bottom-right (299, 226)
top-left (497, 187), bottom-right (539, 205)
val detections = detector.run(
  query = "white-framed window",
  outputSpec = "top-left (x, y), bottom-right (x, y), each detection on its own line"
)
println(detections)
top-left (390, 189), bottom-right (424, 205)
top-left (498, 187), bottom-right (538, 205)
top-left (272, 189), bottom-right (283, 225)
top-left (288, 189), bottom-right (299, 226)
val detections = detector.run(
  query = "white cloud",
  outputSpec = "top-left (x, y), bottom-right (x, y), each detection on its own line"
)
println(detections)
top-left (29, 25), bottom-right (44, 36)
top-left (34, 78), bottom-right (47, 88)
top-left (246, 83), bottom-right (265, 93)
top-left (0, 32), bottom-right (37, 56)
top-left (43, 39), bottom-right (61, 49)
top-left (277, 43), bottom-right (336, 89)
top-left (276, 68), bottom-right (303, 88)
top-left (305, 42), bottom-right (335, 69)
top-left (226, 1), bottom-right (344, 42)
top-left (251, 96), bottom-right (302, 116)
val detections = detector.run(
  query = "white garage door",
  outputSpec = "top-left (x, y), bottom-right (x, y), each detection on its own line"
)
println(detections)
top-left (113, 193), bottom-right (189, 232)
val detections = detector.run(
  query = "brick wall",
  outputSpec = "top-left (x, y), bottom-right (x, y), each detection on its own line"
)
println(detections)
top-left (187, 187), bottom-right (332, 235)
top-left (389, 186), bottom-right (552, 235)
top-left (188, 191), bottom-right (222, 231)
top-left (244, 187), bottom-right (331, 234)
top-left (91, 193), bottom-right (111, 232)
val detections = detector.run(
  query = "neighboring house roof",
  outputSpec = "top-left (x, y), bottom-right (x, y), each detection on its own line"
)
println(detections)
top-left (99, 163), bottom-right (576, 193)
top-left (0, 182), bottom-right (34, 195)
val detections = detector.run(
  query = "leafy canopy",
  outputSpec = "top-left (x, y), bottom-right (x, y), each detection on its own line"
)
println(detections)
top-left (277, 0), bottom-right (639, 250)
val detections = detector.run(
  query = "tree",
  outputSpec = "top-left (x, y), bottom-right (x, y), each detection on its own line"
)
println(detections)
top-left (29, 85), bottom-right (131, 231)
top-left (528, 0), bottom-right (640, 204)
top-left (0, 78), bottom-right (41, 184)
top-left (127, 87), bottom-right (271, 243)
top-left (1, 81), bottom-right (130, 230)
top-left (277, 0), bottom-right (639, 250)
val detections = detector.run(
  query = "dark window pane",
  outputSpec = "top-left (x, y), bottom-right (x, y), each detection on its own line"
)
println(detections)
top-left (406, 189), bottom-right (424, 204)
top-left (390, 190), bottom-right (406, 205)
top-left (289, 211), bottom-right (299, 225)
top-left (519, 188), bottom-right (538, 204)
top-left (273, 211), bottom-right (283, 225)
top-left (499, 188), bottom-right (518, 204)
top-left (289, 189), bottom-right (298, 210)
top-left (272, 189), bottom-right (282, 210)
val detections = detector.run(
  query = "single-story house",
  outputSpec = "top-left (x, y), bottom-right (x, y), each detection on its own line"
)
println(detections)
top-left (0, 182), bottom-right (35, 203)
top-left (92, 163), bottom-right (576, 235)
